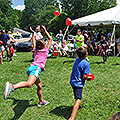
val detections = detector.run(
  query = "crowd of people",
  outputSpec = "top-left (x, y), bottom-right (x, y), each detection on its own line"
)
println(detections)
top-left (0, 27), bottom-right (120, 65)
top-left (0, 29), bottom-right (17, 65)
top-left (54, 29), bottom-right (120, 64)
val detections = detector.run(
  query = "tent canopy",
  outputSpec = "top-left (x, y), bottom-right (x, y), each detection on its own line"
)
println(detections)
top-left (13, 27), bottom-right (30, 34)
top-left (72, 5), bottom-right (120, 26)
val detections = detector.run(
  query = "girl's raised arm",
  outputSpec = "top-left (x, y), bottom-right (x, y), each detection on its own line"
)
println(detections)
top-left (42, 25), bottom-right (53, 50)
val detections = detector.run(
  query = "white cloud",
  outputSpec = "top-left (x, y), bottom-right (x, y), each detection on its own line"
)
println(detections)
top-left (13, 5), bottom-right (25, 11)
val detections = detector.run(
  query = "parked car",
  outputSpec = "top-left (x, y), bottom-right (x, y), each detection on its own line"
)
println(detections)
top-left (13, 33), bottom-right (22, 40)
top-left (16, 40), bottom-right (32, 52)
top-left (21, 34), bottom-right (30, 38)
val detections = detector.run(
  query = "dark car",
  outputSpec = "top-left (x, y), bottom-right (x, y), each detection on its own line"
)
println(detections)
top-left (16, 40), bottom-right (32, 52)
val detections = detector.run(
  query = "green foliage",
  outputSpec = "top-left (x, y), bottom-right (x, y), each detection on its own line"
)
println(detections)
top-left (59, 0), bottom-right (116, 19)
top-left (37, 5), bottom-right (59, 27)
top-left (0, 0), bottom-right (18, 31)
top-left (20, 0), bottom-right (59, 31)
top-left (0, 53), bottom-right (120, 120)
top-left (48, 12), bottom-right (68, 34)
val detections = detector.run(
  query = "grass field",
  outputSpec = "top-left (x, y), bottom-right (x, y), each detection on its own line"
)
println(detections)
top-left (0, 52), bottom-right (120, 120)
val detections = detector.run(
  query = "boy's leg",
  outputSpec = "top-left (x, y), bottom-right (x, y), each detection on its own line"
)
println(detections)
top-left (69, 99), bottom-right (81, 120)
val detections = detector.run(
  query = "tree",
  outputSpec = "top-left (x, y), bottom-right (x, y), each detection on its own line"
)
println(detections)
top-left (59, 0), bottom-right (116, 20)
top-left (0, 0), bottom-right (18, 31)
top-left (20, 0), bottom-right (59, 31)
top-left (48, 12), bottom-right (68, 34)
top-left (37, 5), bottom-right (59, 26)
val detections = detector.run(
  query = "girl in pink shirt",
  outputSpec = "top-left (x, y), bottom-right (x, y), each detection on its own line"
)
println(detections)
top-left (4, 25), bottom-right (53, 107)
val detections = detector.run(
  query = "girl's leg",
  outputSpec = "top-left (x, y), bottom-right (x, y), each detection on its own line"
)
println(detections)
top-left (35, 78), bottom-right (43, 102)
top-left (14, 75), bottom-right (37, 90)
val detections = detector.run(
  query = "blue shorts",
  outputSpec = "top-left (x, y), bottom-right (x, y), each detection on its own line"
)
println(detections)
top-left (27, 65), bottom-right (41, 79)
top-left (72, 86), bottom-right (83, 100)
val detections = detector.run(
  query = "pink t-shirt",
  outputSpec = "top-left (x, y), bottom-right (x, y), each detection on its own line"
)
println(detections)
top-left (30, 47), bottom-right (49, 71)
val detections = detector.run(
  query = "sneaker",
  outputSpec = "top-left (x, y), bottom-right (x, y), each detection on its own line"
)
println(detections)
top-left (13, 53), bottom-right (17, 56)
top-left (9, 59), bottom-right (13, 61)
top-left (78, 106), bottom-right (83, 110)
top-left (4, 81), bottom-right (14, 100)
top-left (116, 53), bottom-right (119, 57)
top-left (86, 57), bottom-right (90, 62)
top-left (37, 100), bottom-right (50, 107)
top-left (3, 56), bottom-right (6, 58)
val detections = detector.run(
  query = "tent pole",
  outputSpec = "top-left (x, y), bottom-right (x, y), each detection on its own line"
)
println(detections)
top-left (110, 24), bottom-right (116, 56)
top-left (68, 24), bottom-right (77, 35)
top-left (114, 26), bottom-right (116, 56)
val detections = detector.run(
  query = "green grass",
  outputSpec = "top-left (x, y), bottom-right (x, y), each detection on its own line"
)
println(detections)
top-left (0, 52), bottom-right (120, 120)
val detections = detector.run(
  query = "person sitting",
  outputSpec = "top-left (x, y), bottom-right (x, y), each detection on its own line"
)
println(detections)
top-left (116, 35), bottom-right (120, 57)
top-left (86, 36), bottom-right (95, 55)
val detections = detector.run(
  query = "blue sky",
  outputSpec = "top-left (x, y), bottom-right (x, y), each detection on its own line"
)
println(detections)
top-left (11, 0), bottom-right (120, 11)
top-left (12, 0), bottom-right (24, 8)
top-left (11, 0), bottom-right (25, 11)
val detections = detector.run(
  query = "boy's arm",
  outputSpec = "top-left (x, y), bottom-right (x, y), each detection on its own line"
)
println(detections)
top-left (83, 74), bottom-right (92, 81)
top-left (83, 63), bottom-right (91, 80)
top-left (42, 25), bottom-right (52, 50)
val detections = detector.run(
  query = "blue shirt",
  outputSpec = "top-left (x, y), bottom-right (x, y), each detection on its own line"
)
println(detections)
top-left (0, 34), bottom-right (10, 46)
top-left (70, 57), bottom-right (90, 87)
top-left (58, 33), bottom-right (63, 42)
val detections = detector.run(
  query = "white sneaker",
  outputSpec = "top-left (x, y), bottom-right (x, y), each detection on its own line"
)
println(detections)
top-left (37, 100), bottom-right (50, 107)
top-left (3, 81), bottom-right (14, 100)
top-left (86, 57), bottom-right (90, 62)
top-left (13, 53), bottom-right (17, 56)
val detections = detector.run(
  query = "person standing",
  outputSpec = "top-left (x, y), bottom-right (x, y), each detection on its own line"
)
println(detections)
top-left (68, 46), bottom-right (91, 120)
top-left (30, 26), bottom-right (43, 48)
top-left (75, 29), bottom-right (84, 48)
top-left (0, 30), bottom-right (10, 59)
top-left (56, 30), bottom-right (63, 48)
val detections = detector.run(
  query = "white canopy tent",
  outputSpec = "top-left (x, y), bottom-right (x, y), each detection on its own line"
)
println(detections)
top-left (72, 5), bottom-right (120, 26)
top-left (72, 5), bottom-right (120, 56)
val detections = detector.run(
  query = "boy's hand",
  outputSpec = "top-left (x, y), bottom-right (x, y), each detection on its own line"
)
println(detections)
top-left (86, 76), bottom-right (92, 81)
top-left (86, 73), bottom-right (94, 81)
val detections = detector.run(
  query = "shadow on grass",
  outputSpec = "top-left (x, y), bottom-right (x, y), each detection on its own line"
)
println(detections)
top-left (23, 59), bottom-right (33, 62)
top-left (90, 62), bottom-right (103, 64)
top-left (63, 60), bottom-right (74, 64)
top-left (8, 98), bottom-right (37, 120)
top-left (3, 59), bottom-right (9, 62)
top-left (111, 63), bottom-right (120, 66)
top-left (49, 105), bottom-right (73, 119)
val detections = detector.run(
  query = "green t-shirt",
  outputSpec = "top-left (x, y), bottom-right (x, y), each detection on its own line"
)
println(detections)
top-left (75, 35), bottom-right (84, 47)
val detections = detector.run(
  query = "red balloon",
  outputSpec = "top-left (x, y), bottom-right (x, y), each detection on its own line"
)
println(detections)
top-left (66, 18), bottom-right (72, 26)
top-left (87, 72), bottom-right (94, 81)
top-left (54, 10), bottom-right (60, 16)
top-left (0, 41), bottom-right (3, 45)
